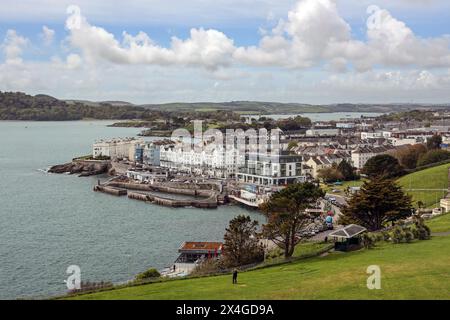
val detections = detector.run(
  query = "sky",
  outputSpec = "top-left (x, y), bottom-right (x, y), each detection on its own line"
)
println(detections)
top-left (0, 0), bottom-right (450, 104)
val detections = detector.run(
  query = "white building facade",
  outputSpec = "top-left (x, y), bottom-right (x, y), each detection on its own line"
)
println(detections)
top-left (93, 138), bottom-right (143, 160)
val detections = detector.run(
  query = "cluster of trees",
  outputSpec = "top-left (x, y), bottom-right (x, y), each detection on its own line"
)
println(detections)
top-left (364, 135), bottom-right (450, 178)
top-left (318, 160), bottom-right (358, 183)
top-left (216, 115), bottom-right (312, 132)
top-left (0, 91), bottom-right (242, 123)
top-left (0, 91), bottom-right (162, 121)
top-left (394, 135), bottom-right (450, 169)
top-left (219, 183), bottom-right (325, 268)
top-left (378, 110), bottom-right (437, 122)
top-left (204, 174), bottom-right (417, 272)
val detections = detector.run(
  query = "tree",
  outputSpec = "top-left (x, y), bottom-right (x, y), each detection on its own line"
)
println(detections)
top-left (339, 178), bottom-right (413, 231)
top-left (318, 167), bottom-right (343, 183)
top-left (394, 144), bottom-right (427, 169)
top-left (427, 134), bottom-right (442, 150)
top-left (260, 183), bottom-right (324, 258)
top-left (337, 159), bottom-right (357, 181)
top-left (417, 149), bottom-right (450, 167)
top-left (222, 215), bottom-right (264, 267)
top-left (362, 154), bottom-right (403, 179)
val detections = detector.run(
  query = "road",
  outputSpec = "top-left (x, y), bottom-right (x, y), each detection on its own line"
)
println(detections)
top-left (324, 193), bottom-right (348, 218)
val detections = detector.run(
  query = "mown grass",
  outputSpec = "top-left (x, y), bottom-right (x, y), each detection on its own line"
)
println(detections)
top-left (323, 163), bottom-right (450, 207)
top-left (427, 212), bottom-right (450, 233)
top-left (397, 163), bottom-right (450, 208)
top-left (264, 241), bottom-right (331, 264)
top-left (65, 234), bottom-right (450, 300)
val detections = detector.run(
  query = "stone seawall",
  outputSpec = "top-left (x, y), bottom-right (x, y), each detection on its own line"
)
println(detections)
top-left (95, 181), bottom-right (220, 209)
top-left (93, 185), bottom-right (127, 196)
top-left (108, 182), bottom-right (216, 198)
top-left (127, 191), bottom-right (218, 209)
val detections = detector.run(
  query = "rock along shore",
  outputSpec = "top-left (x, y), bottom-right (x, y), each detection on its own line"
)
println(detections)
top-left (48, 160), bottom-right (111, 177)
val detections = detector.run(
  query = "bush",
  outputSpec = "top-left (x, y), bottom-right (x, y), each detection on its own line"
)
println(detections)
top-left (404, 229), bottom-right (414, 243)
top-left (135, 268), bottom-right (160, 282)
top-left (391, 226), bottom-right (406, 244)
top-left (361, 233), bottom-right (377, 249)
top-left (191, 259), bottom-right (224, 276)
top-left (417, 150), bottom-right (450, 167)
top-left (413, 216), bottom-right (431, 240)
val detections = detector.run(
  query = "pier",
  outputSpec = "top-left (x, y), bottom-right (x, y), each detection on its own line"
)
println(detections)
top-left (94, 180), bottom-right (222, 209)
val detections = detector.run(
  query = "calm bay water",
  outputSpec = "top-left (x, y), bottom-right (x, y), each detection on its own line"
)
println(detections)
top-left (243, 112), bottom-right (383, 121)
top-left (0, 112), bottom-right (377, 299)
top-left (0, 121), bottom-right (260, 299)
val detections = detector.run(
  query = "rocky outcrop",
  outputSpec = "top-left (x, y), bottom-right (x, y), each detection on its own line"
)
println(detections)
top-left (49, 161), bottom-right (110, 177)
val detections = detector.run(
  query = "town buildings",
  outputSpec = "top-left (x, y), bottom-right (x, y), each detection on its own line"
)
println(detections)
top-left (93, 138), bottom-right (144, 160)
top-left (99, 114), bottom-right (450, 188)
top-left (236, 151), bottom-right (305, 186)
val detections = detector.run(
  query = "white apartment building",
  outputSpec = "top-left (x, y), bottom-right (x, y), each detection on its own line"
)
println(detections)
top-left (236, 152), bottom-right (305, 186)
top-left (159, 141), bottom-right (244, 178)
top-left (360, 131), bottom-right (385, 140)
top-left (306, 128), bottom-right (340, 136)
top-left (351, 145), bottom-right (395, 170)
top-left (93, 138), bottom-right (143, 160)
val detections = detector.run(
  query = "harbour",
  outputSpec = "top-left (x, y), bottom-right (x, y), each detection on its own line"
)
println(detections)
top-left (0, 121), bottom-right (261, 299)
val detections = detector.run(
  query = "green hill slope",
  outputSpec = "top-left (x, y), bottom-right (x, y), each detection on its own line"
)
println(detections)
top-left (397, 163), bottom-right (450, 208)
top-left (67, 224), bottom-right (450, 300)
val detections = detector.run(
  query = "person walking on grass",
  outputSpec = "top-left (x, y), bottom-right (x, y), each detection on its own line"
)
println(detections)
top-left (232, 269), bottom-right (238, 284)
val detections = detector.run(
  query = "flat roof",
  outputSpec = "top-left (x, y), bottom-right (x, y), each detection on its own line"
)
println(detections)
top-left (179, 242), bottom-right (223, 252)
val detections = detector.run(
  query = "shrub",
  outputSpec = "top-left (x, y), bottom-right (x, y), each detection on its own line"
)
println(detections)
top-left (391, 226), bottom-right (405, 244)
top-left (361, 233), bottom-right (377, 249)
top-left (135, 268), bottom-right (160, 282)
top-left (191, 259), bottom-right (224, 276)
top-left (381, 231), bottom-right (391, 241)
top-left (413, 216), bottom-right (431, 240)
top-left (404, 229), bottom-right (414, 243)
top-left (417, 149), bottom-right (450, 167)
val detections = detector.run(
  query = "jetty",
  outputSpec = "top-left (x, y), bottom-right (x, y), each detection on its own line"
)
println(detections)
top-left (94, 179), bottom-right (223, 209)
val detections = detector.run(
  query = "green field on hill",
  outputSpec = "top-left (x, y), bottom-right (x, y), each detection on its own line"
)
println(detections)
top-left (327, 163), bottom-right (450, 208)
top-left (66, 214), bottom-right (450, 300)
top-left (397, 163), bottom-right (450, 208)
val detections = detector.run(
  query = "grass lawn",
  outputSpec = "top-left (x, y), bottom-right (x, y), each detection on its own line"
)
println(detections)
top-left (397, 163), bottom-right (450, 208)
top-left (427, 213), bottom-right (450, 233)
top-left (66, 235), bottom-right (450, 300)
top-left (264, 241), bottom-right (331, 264)
top-left (322, 180), bottom-right (364, 194)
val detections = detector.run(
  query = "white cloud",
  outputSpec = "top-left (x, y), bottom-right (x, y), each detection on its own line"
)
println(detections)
top-left (66, 53), bottom-right (82, 69)
top-left (364, 8), bottom-right (450, 68)
top-left (41, 25), bottom-right (55, 45)
top-left (1, 1), bottom-right (450, 104)
top-left (2, 29), bottom-right (28, 65)
top-left (235, 0), bottom-right (450, 71)
top-left (66, 9), bottom-right (235, 70)
top-left (61, 1), bottom-right (450, 72)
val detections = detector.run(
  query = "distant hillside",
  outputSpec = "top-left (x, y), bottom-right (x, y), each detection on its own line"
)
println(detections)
top-left (65, 100), bottom-right (135, 107)
top-left (1, 91), bottom-right (450, 120)
top-left (139, 101), bottom-right (450, 114)
top-left (0, 91), bottom-right (151, 121)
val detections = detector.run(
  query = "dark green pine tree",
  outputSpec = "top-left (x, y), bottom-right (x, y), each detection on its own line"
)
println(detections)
top-left (222, 215), bottom-right (264, 267)
top-left (337, 159), bottom-right (356, 181)
top-left (361, 154), bottom-right (404, 179)
top-left (339, 178), bottom-right (413, 231)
